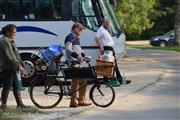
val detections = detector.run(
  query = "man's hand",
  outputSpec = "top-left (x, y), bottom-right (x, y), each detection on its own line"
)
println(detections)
top-left (100, 48), bottom-right (104, 55)
top-left (95, 37), bottom-right (104, 54)
top-left (77, 56), bottom-right (84, 62)
top-left (19, 65), bottom-right (25, 73)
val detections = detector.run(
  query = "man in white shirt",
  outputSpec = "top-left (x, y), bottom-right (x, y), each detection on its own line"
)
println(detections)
top-left (95, 17), bottom-right (123, 84)
top-left (95, 17), bottom-right (114, 54)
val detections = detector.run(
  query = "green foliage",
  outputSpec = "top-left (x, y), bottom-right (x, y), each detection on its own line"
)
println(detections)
top-left (0, 108), bottom-right (45, 118)
top-left (115, 0), bottom-right (176, 40)
top-left (116, 0), bottom-right (156, 35)
top-left (175, 0), bottom-right (180, 45)
top-left (142, 0), bottom-right (176, 39)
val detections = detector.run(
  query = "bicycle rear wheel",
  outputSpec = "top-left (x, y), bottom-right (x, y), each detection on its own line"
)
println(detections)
top-left (29, 76), bottom-right (63, 109)
top-left (90, 82), bottom-right (115, 107)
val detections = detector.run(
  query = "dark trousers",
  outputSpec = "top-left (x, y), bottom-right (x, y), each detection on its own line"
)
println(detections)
top-left (0, 72), bottom-right (3, 87)
top-left (104, 46), bottom-right (122, 81)
top-left (2, 70), bottom-right (19, 91)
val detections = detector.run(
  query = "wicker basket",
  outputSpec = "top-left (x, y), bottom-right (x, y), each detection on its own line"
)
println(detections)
top-left (95, 59), bottom-right (115, 77)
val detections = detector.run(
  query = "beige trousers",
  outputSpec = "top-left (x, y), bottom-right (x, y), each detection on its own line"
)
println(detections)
top-left (69, 64), bottom-right (88, 105)
top-left (70, 78), bottom-right (87, 105)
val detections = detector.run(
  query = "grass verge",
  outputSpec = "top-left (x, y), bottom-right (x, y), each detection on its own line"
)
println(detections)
top-left (0, 108), bottom-right (45, 119)
top-left (126, 44), bottom-right (180, 52)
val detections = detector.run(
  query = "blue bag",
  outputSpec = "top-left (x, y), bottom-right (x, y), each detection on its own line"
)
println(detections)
top-left (41, 45), bottom-right (62, 61)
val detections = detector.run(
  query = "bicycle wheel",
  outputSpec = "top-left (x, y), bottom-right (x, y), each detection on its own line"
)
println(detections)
top-left (90, 82), bottom-right (115, 107)
top-left (29, 76), bottom-right (63, 109)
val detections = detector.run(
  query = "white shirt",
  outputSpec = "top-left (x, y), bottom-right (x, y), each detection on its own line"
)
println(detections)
top-left (96, 26), bottom-right (114, 47)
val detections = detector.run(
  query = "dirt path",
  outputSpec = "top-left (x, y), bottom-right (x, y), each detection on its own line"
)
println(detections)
top-left (126, 40), bottom-right (149, 45)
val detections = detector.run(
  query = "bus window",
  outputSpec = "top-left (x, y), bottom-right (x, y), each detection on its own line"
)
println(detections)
top-left (36, 0), bottom-right (61, 20)
top-left (98, 0), bottom-right (122, 36)
top-left (72, 0), bottom-right (99, 31)
top-left (21, 1), bottom-right (36, 20)
top-left (52, 0), bottom-right (62, 19)
top-left (72, 0), bottom-right (79, 17)
top-left (81, 0), bottom-right (99, 30)
top-left (5, 0), bottom-right (21, 20)
top-left (0, 1), bottom-right (5, 19)
top-left (0, 0), bottom-right (35, 20)
top-left (0, 0), bottom-right (62, 21)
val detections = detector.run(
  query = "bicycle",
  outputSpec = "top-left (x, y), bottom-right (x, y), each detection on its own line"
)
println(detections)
top-left (29, 45), bottom-right (115, 109)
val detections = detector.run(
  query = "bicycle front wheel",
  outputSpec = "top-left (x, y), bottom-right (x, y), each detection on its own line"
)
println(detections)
top-left (29, 77), bottom-right (63, 109)
top-left (90, 82), bottom-right (115, 107)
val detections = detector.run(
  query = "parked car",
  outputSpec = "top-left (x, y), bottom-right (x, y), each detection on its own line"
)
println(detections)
top-left (149, 30), bottom-right (178, 47)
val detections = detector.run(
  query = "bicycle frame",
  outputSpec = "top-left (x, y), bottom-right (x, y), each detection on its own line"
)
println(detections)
top-left (43, 60), bottom-right (111, 99)
top-left (56, 61), bottom-right (101, 98)
top-left (29, 56), bottom-right (116, 108)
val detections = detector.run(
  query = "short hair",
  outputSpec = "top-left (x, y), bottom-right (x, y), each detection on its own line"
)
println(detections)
top-left (2, 24), bottom-right (16, 35)
top-left (71, 22), bottom-right (85, 32)
top-left (102, 16), bottom-right (109, 23)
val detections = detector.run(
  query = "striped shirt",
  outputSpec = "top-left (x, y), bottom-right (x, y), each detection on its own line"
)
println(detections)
top-left (64, 33), bottom-right (85, 63)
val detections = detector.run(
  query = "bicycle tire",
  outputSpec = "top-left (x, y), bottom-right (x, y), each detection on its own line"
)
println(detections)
top-left (90, 82), bottom-right (115, 107)
top-left (29, 76), bottom-right (63, 109)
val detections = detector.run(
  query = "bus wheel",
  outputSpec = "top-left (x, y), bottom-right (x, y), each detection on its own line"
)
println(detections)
top-left (20, 54), bottom-right (39, 87)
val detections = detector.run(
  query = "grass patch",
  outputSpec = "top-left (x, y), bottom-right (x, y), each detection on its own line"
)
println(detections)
top-left (0, 108), bottom-right (45, 119)
top-left (126, 44), bottom-right (180, 52)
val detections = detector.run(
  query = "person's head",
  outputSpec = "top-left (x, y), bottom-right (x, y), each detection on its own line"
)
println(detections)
top-left (71, 22), bottom-right (85, 36)
top-left (102, 17), bottom-right (109, 29)
top-left (2, 24), bottom-right (16, 39)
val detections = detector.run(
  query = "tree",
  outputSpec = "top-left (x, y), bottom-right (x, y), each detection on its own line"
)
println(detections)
top-left (115, 0), bottom-right (157, 35)
top-left (116, 0), bottom-right (176, 40)
top-left (175, 0), bottom-right (180, 45)
top-left (140, 0), bottom-right (176, 40)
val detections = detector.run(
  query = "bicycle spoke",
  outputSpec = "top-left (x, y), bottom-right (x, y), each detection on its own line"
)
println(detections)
top-left (97, 85), bottom-right (104, 96)
top-left (90, 83), bottom-right (115, 107)
top-left (30, 84), bottom-right (63, 109)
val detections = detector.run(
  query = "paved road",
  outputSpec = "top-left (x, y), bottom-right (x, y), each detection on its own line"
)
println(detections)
top-left (63, 48), bottom-right (180, 120)
top-left (64, 71), bottom-right (180, 120)
top-left (2, 48), bottom-right (179, 120)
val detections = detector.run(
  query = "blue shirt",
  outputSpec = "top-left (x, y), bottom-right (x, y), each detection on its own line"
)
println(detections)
top-left (64, 33), bottom-right (85, 63)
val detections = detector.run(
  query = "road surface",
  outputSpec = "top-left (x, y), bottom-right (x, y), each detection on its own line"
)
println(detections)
top-left (64, 49), bottom-right (180, 120)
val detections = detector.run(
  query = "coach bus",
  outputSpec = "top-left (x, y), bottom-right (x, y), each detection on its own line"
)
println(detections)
top-left (0, 0), bottom-right (125, 86)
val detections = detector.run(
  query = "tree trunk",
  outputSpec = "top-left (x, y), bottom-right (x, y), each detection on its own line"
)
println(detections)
top-left (175, 0), bottom-right (180, 46)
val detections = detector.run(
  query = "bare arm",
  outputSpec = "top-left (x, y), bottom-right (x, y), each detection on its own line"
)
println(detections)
top-left (95, 37), bottom-right (104, 54)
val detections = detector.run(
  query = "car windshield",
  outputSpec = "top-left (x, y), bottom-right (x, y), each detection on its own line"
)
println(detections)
top-left (164, 30), bottom-right (174, 37)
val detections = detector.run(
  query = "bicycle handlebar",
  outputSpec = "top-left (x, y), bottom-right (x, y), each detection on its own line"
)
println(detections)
top-left (84, 56), bottom-right (92, 63)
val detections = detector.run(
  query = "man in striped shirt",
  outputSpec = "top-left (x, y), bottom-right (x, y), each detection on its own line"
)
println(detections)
top-left (64, 22), bottom-right (91, 107)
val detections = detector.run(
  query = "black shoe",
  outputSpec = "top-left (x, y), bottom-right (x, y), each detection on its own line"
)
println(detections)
top-left (126, 80), bottom-right (131, 84)
top-left (70, 104), bottom-right (78, 108)
top-left (118, 79), bottom-right (131, 85)
top-left (117, 77), bottom-right (122, 84)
